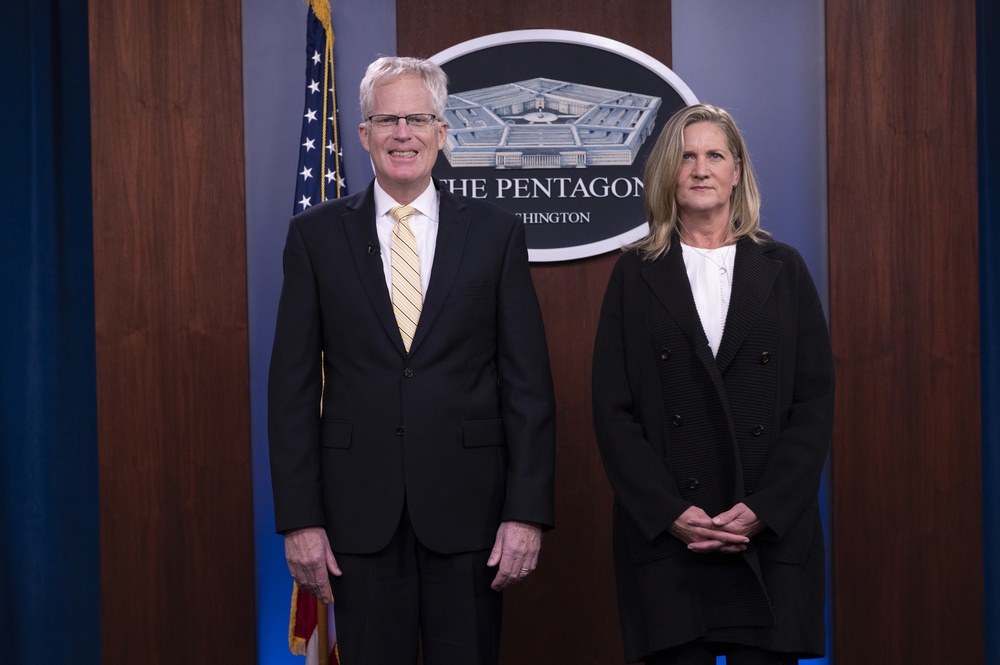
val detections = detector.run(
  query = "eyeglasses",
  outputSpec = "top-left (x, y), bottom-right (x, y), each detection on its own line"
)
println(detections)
top-left (366, 114), bottom-right (438, 130)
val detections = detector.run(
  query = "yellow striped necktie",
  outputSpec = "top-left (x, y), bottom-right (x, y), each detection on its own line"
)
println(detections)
top-left (389, 205), bottom-right (422, 352)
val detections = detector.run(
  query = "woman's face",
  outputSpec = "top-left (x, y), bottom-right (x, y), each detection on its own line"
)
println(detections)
top-left (675, 121), bottom-right (741, 221)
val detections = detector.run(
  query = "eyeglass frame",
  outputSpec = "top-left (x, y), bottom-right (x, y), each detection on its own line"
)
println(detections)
top-left (365, 113), bottom-right (439, 130)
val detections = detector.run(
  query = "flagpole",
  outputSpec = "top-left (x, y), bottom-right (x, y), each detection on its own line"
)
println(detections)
top-left (312, 4), bottom-right (333, 664)
top-left (317, 600), bottom-right (329, 665)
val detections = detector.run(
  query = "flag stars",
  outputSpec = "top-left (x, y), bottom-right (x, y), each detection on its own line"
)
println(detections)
top-left (325, 170), bottom-right (346, 190)
top-left (295, 33), bottom-right (346, 212)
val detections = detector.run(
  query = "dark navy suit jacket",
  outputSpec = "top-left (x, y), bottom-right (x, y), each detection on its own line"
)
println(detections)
top-left (268, 180), bottom-right (555, 555)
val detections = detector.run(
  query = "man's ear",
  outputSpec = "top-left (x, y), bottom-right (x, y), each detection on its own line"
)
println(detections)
top-left (359, 123), bottom-right (370, 152)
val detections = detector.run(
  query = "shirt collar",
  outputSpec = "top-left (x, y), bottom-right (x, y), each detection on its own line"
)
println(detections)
top-left (373, 179), bottom-right (439, 223)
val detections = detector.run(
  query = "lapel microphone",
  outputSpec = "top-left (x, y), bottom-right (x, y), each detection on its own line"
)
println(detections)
top-left (367, 243), bottom-right (379, 256)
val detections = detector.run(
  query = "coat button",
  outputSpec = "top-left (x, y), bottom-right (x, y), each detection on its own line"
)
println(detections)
top-left (659, 348), bottom-right (672, 361)
top-left (672, 415), bottom-right (683, 427)
top-left (759, 351), bottom-right (771, 364)
top-left (752, 424), bottom-right (765, 436)
top-left (396, 426), bottom-right (404, 436)
top-left (686, 478), bottom-right (699, 490)
top-left (403, 368), bottom-right (414, 378)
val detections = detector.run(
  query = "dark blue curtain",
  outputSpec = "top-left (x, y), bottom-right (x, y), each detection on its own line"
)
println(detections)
top-left (979, 0), bottom-right (1000, 663)
top-left (0, 1), bottom-right (100, 663)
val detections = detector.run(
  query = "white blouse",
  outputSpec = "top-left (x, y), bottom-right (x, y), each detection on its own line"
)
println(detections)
top-left (680, 241), bottom-right (736, 357)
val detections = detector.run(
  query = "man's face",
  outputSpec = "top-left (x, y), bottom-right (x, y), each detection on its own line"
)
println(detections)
top-left (359, 76), bottom-right (448, 204)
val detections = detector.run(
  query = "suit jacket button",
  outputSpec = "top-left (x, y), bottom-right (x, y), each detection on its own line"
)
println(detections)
top-left (659, 348), bottom-right (672, 361)
top-left (403, 368), bottom-right (414, 378)
top-left (686, 478), bottom-right (699, 490)
top-left (752, 424), bottom-right (765, 436)
top-left (759, 351), bottom-right (771, 364)
top-left (672, 415), bottom-right (683, 427)
top-left (396, 426), bottom-right (404, 436)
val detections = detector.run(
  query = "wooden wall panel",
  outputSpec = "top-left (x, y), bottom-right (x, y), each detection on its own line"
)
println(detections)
top-left (826, 0), bottom-right (983, 662)
top-left (89, 0), bottom-right (256, 663)
top-left (396, 3), bottom-right (670, 663)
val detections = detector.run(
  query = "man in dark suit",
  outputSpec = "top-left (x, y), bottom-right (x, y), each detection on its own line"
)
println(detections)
top-left (268, 56), bottom-right (556, 665)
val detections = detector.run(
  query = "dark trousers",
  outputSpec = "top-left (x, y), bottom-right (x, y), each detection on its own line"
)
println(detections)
top-left (645, 644), bottom-right (798, 665)
top-left (330, 508), bottom-right (502, 665)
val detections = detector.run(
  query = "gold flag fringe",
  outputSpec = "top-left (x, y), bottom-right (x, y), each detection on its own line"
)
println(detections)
top-left (308, 0), bottom-right (331, 34)
top-left (288, 581), bottom-right (309, 656)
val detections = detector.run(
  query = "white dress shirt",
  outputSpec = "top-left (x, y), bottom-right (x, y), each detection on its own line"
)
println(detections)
top-left (373, 180), bottom-right (439, 297)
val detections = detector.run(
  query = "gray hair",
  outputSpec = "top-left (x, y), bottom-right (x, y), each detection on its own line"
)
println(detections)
top-left (359, 56), bottom-right (449, 120)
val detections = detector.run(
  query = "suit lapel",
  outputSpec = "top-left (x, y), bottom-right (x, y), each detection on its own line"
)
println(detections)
top-left (643, 242), bottom-right (745, 497)
top-left (343, 184), bottom-right (407, 355)
top-left (408, 186), bottom-right (470, 355)
top-left (642, 237), bottom-right (782, 374)
top-left (714, 238), bottom-right (781, 372)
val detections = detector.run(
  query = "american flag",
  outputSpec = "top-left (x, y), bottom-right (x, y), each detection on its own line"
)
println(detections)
top-left (294, 0), bottom-right (347, 215)
top-left (288, 2), bottom-right (344, 664)
top-left (289, 579), bottom-right (338, 665)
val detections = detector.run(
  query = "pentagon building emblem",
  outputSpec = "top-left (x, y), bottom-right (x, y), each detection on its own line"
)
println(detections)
top-left (431, 30), bottom-right (697, 262)
top-left (443, 78), bottom-right (661, 170)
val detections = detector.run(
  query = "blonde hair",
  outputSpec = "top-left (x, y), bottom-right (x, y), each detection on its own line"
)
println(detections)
top-left (634, 103), bottom-right (767, 260)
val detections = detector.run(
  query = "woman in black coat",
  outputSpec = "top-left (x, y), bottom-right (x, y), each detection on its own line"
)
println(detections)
top-left (592, 104), bottom-right (834, 665)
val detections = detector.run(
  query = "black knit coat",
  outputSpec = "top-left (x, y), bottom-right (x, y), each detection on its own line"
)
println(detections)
top-left (592, 236), bottom-right (834, 662)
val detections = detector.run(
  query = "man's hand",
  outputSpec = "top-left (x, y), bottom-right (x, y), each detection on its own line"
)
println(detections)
top-left (487, 520), bottom-right (542, 591)
top-left (669, 505), bottom-right (752, 554)
top-left (284, 526), bottom-right (341, 604)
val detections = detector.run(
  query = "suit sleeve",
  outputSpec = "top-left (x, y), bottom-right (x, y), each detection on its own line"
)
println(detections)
top-left (494, 214), bottom-right (556, 529)
top-left (267, 218), bottom-right (326, 534)
top-left (592, 256), bottom-right (693, 541)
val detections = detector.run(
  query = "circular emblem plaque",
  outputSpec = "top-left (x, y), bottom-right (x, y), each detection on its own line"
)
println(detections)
top-left (430, 30), bottom-right (698, 261)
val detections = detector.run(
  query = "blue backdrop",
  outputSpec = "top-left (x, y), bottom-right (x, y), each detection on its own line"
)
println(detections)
top-left (672, 5), bottom-right (830, 663)
top-left (241, 0), bottom-right (394, 662)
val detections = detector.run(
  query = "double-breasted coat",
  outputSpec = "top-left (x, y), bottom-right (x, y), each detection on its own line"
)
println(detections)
top-left (592, 235), bottom-right (834, 662)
